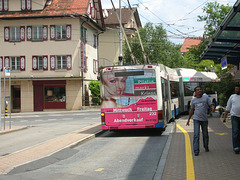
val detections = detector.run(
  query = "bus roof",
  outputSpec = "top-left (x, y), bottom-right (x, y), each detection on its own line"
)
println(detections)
top-left (176, 68), bottom-right (219, 82)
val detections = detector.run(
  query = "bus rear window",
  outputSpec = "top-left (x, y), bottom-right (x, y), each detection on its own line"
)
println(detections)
top-left (115, 71), bottom-right (144, 77)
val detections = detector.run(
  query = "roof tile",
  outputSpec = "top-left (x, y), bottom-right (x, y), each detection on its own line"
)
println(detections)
top-left (180, 37), bottom-right (203, 53)
top-left (0, 0), bottom-right (89, 18)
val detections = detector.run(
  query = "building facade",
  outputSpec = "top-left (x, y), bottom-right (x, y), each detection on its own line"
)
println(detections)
top-left (0, 0), bottom-right (104, 112)
top-left (99, 8), bottom-right (142, 67)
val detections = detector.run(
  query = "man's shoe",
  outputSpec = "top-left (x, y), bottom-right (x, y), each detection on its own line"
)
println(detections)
top-left (194, 152), bottom-right (199, 156)
top-left (234, 147), bottom-right (239, 154)
top-left (205, 148), bottom-right (209, 152)
top-left (234, 150), bottom-right (239, 154)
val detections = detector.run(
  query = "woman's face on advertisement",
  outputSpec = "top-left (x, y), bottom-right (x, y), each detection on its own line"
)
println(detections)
top-left (104, 73), bottom-right (127, 97)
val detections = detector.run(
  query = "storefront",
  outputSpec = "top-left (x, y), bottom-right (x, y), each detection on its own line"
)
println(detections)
top-left (33, 80), bottom-right (66, 111)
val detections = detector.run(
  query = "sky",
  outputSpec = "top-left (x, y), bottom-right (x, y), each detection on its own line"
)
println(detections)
top-left (101, 0), bottom-right (236, 44)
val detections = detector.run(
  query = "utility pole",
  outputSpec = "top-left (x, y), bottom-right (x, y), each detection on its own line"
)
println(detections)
top-left (119, 0), bottom-right (123, 65)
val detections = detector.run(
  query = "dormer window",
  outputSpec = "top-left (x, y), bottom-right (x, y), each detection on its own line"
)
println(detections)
top-left (21, 0), bottom-right (31, 11)
top-left (0, 0), bottom-right (9, 12)
top-left (46, 0), bottom-right (52, 6)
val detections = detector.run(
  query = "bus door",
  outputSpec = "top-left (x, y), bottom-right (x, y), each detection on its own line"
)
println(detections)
top-left (161, 78), bottom-right (169, 123)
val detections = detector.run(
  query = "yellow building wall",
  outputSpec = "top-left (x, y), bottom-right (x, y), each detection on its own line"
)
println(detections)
top-left (99, 30), bottom-right (120, 67)
top-left (66, 80), bottom-right (82, 110)
top-left (9, 0), bottom-right (46, 11)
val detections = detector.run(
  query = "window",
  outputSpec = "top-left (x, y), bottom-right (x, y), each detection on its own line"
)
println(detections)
top-left (50, 25), bottom-right (71, 41)
top-left (21, 0), bottom-right (31, 11)
top-left (93, 59), bottom-right (98, 73)
top-left (93, 34), bottom-right (97, 48)
top-left (0, 0), bottom-right (8, 11)
top-left (32, 56), bottom-right (48, 70)
top-left (81, 27), bottom-right (87, 43)
top-left (50, 55), bottom-right (71, 71)
top-left (45, 86), bottom-right (66, 102)
top-left (10, 27), bottom-right (20, 42)
top-left (170, 81), bottom-right (179, 98)
top-left (0, 56), bottom-right (3, 71)
top-left (33, 26), bottom-right (43, 41)
top-left (56, 56), bottom-right (67, 70)
top-left (11, 57), bottom-right (20, 71)
top-left (56, 25), bottom-right (66, 40)
top-left (26, 26), bottom-right (47, 41)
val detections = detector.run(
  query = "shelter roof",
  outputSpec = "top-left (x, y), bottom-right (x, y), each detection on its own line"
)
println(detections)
top-left (200, 0), bottom-right (240, 66)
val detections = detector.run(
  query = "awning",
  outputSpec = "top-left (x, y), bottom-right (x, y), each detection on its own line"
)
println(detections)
top-left (200, 0), bottom-right (240, 66)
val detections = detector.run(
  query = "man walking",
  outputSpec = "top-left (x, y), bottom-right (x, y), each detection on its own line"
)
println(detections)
top-left (186, 86), bottom-right (215, 156)
top-left (223, 84), bottom-right (240, 154)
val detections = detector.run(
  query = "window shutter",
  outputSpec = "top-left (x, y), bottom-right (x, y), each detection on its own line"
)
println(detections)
top-left (91, 7), bottom-right (96, 20)
top-left (84, 56), bottom-right (88, 72)
top-left (32, 56), bottom-right (38, 70)
top-left (96, 60), bottom-right (98, 73)
top-left (0, 56), bottom-right (3, 71)
top-left (4, 0), bottom-right (8, 11)
top-left (84, 28), bottom-right (87, 43)
top-left (26, 0), bottom-right (31, 10)
top-left (93, 59), bottom-right (98, 73)
top-left (4, 27), bottom-right (10, 42)
top-left (20, 56), bottom-right (25, 71)
top-left (20, 26), bottom-right (25, 41)
top-left (43, 56), bottom-right (48, 70)
top-left (21, 0), bottom-right (25, 10)
top-left (27, 26), bottom-right (32, 41)
top-left (66, 25), bottom-right (71, 40)
top-left (50, 25), bottom-right (55, 40)
top-left (93, 59), bottom-right (96, 73)
top-left (66, 55), bottom-right (72, 70)
top-left (43, 25), bottom-right (48, 41)
top-left (50, 55), bottom-right (55, 70)
top-left (4, 56), bottom-right (10, 69)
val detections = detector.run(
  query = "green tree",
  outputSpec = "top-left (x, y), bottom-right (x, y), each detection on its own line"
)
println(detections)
top-left (123, 23), bottom-right (183, 68)
top-left (183, 1), bottom-right (231, 70)
top-left (197, 1), bottom-right (231, 37)
top-left (88, 80), bottom-right (100, 105)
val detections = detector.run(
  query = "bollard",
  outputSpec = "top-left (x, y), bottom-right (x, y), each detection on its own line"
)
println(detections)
top-left (5, 108), bottom-right (8, 117)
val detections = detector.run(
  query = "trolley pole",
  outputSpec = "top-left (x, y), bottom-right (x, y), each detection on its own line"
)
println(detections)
top-left (119, 0), bottom-right (123, 65)
top-left (3, 67), bottom-right (5, 130)
top-left (0, 65), bottom-right (1, 132)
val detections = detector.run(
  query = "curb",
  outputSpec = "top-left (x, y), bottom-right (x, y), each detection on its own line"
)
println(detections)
top-left (0, 126), bottom-right (28, 135)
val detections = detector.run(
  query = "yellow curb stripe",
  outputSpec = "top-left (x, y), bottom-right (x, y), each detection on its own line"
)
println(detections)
top-left (177, 124), bottom-right (195, 180)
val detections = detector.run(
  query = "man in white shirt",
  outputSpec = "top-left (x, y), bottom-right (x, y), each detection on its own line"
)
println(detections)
top-left (223, 84), bottom-right (240, 154)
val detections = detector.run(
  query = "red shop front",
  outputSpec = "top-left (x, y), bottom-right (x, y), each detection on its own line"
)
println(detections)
top-left (33, 80), bottom-right (66, 111)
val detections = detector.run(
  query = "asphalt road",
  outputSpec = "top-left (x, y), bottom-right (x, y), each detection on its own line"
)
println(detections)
top-left (0, 111), bottom-right (100, 156)
top-left (0, 111), bottom-right (175, 180)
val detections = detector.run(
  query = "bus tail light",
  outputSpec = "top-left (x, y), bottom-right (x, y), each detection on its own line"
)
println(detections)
top-left (101, 112), bottom-right (105, 125)
top-left (158, 110), bottom-right (163, 120)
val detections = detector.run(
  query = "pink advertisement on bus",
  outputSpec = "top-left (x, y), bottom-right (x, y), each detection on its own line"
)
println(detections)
top-left (100, 68), bottom-right (158, 129)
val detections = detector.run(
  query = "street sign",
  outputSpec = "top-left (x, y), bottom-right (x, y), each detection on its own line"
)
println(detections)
top-left (221, 56), bottom-right (227, 70)
top-left (5, 68), bottom-right (10, 76)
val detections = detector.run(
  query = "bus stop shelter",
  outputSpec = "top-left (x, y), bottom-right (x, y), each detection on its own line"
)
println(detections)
top-left (200, 0), bottom-right (240, 71)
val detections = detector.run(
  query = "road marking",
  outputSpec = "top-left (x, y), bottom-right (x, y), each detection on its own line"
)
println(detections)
top-left (95, 168), bottom-right (104, 172)
top-left (177, 124), bottom-right (195, 180)
top-left (215, 132), bottom-right (228, 135)
top-left (20, 120), bottom-right (28, 122)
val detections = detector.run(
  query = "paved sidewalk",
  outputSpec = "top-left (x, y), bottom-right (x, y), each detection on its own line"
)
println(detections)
top-left (162, 112), bottom-right (240, 180)
top-left (0, 123), bottom-right (101, 174)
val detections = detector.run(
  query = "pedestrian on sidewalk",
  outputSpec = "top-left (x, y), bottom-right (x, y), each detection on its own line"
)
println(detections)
top-left (223, 84), bottom-right (240, 154)
top-left (186, 86), bottom-right (215, 156)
